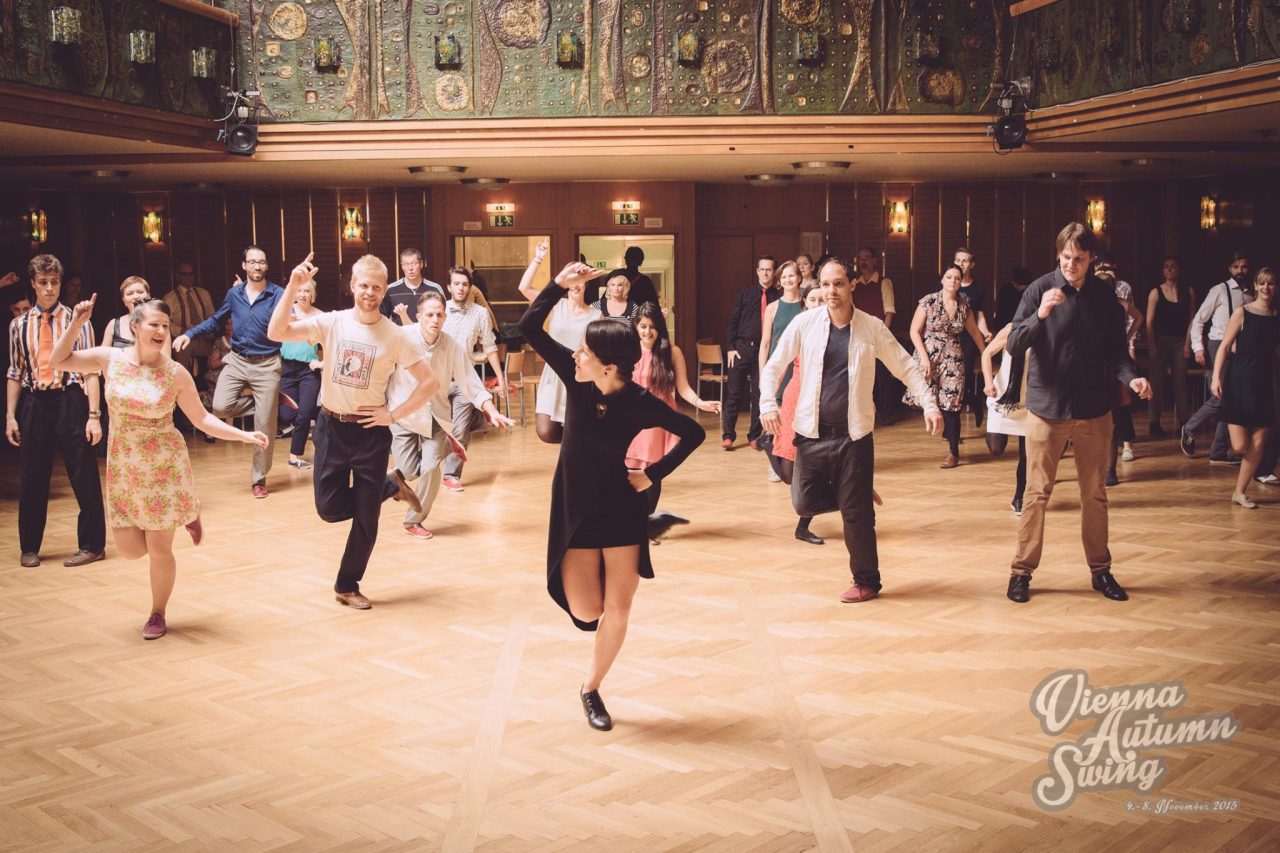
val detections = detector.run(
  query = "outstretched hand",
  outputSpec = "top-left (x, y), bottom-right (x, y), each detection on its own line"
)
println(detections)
top-left (924, 410), bottom-right (944, 435)
top-left (289, 252), bottom-right (318, 289)
top-left (244, 430), bottom-right (270, 450)
top-left (71, 293), bottom-right (97, 326)
top-left (554, 261), bottom-right (609, 289)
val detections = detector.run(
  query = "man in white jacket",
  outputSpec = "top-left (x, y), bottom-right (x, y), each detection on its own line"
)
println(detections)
top-left (761, 257), bottom-right (941, 604)
top-left (388, 290), bottom-right (514, 539)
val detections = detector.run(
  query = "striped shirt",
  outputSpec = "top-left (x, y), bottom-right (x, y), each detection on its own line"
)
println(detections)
top-left (7, 303), bottom-right (96, 391)
top-left (443, 301), bottom-right (497, 355)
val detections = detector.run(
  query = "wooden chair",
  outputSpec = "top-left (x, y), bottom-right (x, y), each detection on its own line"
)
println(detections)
top-left (695, 342), bottom-right (727, 422)
top-left (521, 349), bottom-right (544, 425)
top-left (501, 349), bottom-right (525, 423)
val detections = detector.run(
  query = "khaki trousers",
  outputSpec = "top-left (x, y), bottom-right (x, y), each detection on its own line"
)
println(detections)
top-left (212, 352), bottom-right (282, 486)
top-left (1011, 411), bottom-right (1113, 577)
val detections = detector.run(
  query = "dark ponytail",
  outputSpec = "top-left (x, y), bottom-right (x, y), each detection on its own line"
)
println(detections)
top-left (633, 302), bottom-right (675, 399)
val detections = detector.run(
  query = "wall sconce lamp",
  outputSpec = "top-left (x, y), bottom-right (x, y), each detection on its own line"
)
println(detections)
top-left (1086, 198), bottom-right (1107, 233)
top-left (129, 30), bottom-right (156, 64)
top-left (887, 200), bottom-right (910, 235)
top-left (1199, 195), bottom-right (1218, 232)
top-left (342, 206), bottom-right (365, 242)
top-left (191, 47), bottom-right (217, 79)
top-left (49, 7), bottom-right (82, 45)
top-left (27, 208), bottom-right (48, 245)
top-left (142, 211), bottom-right (165, 245)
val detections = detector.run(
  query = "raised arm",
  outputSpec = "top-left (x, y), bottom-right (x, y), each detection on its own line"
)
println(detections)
top-left (268, 253), bottom-right (319, 343)
top-left (673, 344), bottom-right (719, 413)
top-left (517, 240), bottom-right (549, 301)
top-left (51, 296), bottom-right (111, 378)
top-left (519, 262), bottom-right (607, 385)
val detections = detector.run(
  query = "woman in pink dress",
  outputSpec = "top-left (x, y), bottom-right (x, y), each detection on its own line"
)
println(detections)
top-left (626, 303), bottom-right (719, 536)
top-left (52, 297), bottom-right (268, 640)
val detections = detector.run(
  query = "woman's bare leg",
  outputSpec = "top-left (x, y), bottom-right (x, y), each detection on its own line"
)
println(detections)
top-left (145, 529), bottom-right (178, 615)
top-left (584, 545), bottom-right (641, 692)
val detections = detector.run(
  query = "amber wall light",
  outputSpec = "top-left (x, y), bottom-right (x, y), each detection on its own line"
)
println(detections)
top-left (1086, 198), bottom-right (1107, 233)
top-left (1200, 195), bottom-right (1218, 232)
top-left (142, 211), bottom-right (165, 245)
top-left (342, 206), bottom-right (365, 242)
top-left (27, 208), bottom-right (48, 245)
top-left (887, 200), bottom-right (910, 235)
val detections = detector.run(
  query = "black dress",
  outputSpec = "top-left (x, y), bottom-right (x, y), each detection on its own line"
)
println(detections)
top-left (1220, 309), bottom-right (1279, 428)
top-left (519, 284), bottom-right (705, 632)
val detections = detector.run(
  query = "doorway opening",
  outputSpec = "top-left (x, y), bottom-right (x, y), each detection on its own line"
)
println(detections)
top-left (452, 235), bottom-right (551, 331)
top-left (578, 234), bottom-right (676, 340)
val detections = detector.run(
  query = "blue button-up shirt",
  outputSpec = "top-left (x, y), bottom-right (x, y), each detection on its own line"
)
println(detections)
top-left (185, 282), bottom-right (285, 357)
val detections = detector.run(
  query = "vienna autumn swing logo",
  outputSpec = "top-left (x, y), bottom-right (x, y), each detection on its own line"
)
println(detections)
top-left (1029, 669), bottom-right (1240, 811)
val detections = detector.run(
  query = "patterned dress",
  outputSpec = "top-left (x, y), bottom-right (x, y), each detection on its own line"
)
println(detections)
top-left (905, 292), bottom-right (969, 412)
top-left (104, 349), bottom-right (200, 529)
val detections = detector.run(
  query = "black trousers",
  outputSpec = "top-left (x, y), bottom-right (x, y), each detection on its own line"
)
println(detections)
top-left (18, 386), bottom-right (105, 555)
top-left (313, 412), bottom-right (397, 593)
top-left (722, 342), bottom-right (761, 442)
top-left (792, 430), bottom-right (880, 590)
top-left (278, 360), bottom-right (321, 456)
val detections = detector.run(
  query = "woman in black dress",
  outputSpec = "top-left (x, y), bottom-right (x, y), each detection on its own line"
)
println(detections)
top-left (519, 262), bottom-right (705, 732)
top-left (1212, 267), bottom-right (1278, 509)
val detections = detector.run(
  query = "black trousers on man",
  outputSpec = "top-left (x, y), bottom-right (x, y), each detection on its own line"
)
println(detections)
top-left (313, 412), bottom-right (400, 594)
top-left (792, 428), bottom-right (880, 591)
top-left (722, 341), bottom-right (762, 443)
top-left (18, 386), bottom-right (105, 556)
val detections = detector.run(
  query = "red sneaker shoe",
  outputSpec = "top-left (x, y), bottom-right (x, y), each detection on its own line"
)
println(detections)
top-left (404, 523), bottom-right (434, 540)
top-left (839, 584), bottom-right (879, 604)
top-left (441, 476), bottom-right (464, 493)
top-left (721, 438), bottom-right (734, 450)
top-left (252, 483), bottom-right (268, 499)
top-left (142, 612), bottom-right (167, 640)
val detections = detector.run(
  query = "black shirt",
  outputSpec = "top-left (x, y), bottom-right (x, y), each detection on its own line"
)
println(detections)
top-left (1007, 269), bottom-right (1142, 421)
top-left (724, 283), bottom-right (780, 354)
top-left (996, 283), bottom-right (1026, 329)
top-left (379, 279), bottom-right (445, 325)
top-left (819, 322), bottom-right (852, 428)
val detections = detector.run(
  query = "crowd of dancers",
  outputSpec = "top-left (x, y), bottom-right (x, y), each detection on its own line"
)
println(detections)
top-left (5, 220), bottom-right (1276, 730)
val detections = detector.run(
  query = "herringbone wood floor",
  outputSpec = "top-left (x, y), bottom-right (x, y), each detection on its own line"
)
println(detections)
top-left (1, 410), bottom-right (1278, 851)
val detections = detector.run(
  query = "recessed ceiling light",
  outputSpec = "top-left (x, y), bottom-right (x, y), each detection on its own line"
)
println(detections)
top-left (68, 169), bottom-right (130, 182)
top-left (1119, 158), bottom-right (1181, 168)
top-left (1031, 171), bottom-right (1083, 181)
top-left (177, 182), bottom-right (227, 191)
top-left (460, 177), bottom-right (510, 189)
top-left (791, 161), bottom-right (851, 175)
top-left (745, 174), bottom-right (795, 185)
top-left (409, 165), bottom-right (467, 178)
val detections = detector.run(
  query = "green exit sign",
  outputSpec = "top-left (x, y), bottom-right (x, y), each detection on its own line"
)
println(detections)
top-left (613, 212), bottom-right (640, 226)
top-left (488, 214), bottom-right (515, 228)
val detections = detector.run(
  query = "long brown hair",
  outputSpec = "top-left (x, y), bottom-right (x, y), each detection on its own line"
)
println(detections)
top-left (633, 302), bottom-right (674, 399)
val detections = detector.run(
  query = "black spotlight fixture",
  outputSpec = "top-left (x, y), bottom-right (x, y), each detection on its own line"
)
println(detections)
top-left (226, 122), bottom-right (258, 156)
top-left (993, 114), bottom-right (1027, 150)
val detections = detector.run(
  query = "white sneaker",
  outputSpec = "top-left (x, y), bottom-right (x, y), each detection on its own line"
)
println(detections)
top-left (1232, 492), bottom-right (1257, 509)
top-left (1255, 474), bottom-right (1279, 486)
top-left (1121, 447), bottom-right (1135, 462)
top-left (766, 467), bottom-right (781, 483)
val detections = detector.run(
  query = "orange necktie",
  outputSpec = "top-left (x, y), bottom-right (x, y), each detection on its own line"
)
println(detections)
top-left (37, 312), bottom-right (55, 386)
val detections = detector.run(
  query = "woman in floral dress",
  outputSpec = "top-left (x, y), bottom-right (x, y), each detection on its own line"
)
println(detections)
top-left (52, 297), bottom-right (267, 640)
top-left (907, 264), bottom-right (988, 468)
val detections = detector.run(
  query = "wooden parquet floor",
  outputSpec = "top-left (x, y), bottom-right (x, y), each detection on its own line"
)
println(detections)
top-left (1, 411), bottom-right (1278, 851)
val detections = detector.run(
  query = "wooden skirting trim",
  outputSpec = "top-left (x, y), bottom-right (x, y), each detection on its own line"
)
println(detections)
top-left (0, 81), bottom-right (222, 152)
top-left (1028, 61), bottom-right (1280, 140)
top-left (1009, 0), bottom-right (1063, 15)
top-left (156, 0), bottom-right (239, 26)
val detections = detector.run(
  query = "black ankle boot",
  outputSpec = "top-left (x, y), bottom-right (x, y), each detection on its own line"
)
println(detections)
top-left (580, 688), bottom-right (613, 731)
top-left (794, 523), bottom-right (824, 545)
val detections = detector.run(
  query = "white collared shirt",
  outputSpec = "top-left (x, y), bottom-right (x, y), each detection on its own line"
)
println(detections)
top-left (387, 331), bottom-right (490, 437)
top-left (444, 300), bottom-right (497, 355)
top-left (760, 307), bottom-right (937, 441)
top-left (1190, 278), bottom-right (1254, 353)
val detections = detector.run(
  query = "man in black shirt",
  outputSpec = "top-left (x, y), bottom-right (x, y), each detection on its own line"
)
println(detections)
top-left (721, 256), bottom-right (779, 449)
top-left (1004, 223), bottom-right (1151, 605)
top-left (380, 247), bottom-right (444, 325)
top-left (587, 246), bottom-right (660, 308)
top-left (995, 266), bottom-right (1034, 329)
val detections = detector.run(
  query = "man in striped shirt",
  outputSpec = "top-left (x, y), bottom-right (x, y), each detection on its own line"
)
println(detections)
top-left (5, 254), bottom-right (106, 568)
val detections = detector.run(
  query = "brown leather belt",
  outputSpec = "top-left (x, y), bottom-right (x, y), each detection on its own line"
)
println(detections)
top-left (321, 406), bottom-right (363, 423)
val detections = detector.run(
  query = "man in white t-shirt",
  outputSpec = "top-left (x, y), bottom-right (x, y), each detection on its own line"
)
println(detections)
top-left (388, 290), bottom-right (513, 540)
top-left (268, 252), bottom-right (440, 610)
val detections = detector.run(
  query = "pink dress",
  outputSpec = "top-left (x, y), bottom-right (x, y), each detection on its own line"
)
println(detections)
top-left (625, 349), bottom-right (679, 467)
top-left (772, 358), bottom-right (803, 461)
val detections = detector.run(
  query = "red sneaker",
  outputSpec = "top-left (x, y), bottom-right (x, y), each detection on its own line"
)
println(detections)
top-left (142, 612), bottom-right (167, 640)
top-left (721, 438), bottom-right (734, 450)
top-left (839, 584), bottom-right (879, 604)
top-left (404, 523), bottom-right (434, 540)
top-left (441, 476), bottom-right (464, 493)
top-left (252, 483), bottom-right (268, 499)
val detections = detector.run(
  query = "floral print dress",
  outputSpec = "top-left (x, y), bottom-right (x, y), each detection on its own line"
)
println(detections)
top-left (105, 349), bottom-right (200, 529)
top-left (904, 292), bottom-right (968, 413)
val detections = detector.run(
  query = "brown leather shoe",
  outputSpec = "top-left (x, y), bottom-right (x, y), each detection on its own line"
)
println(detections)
top-left (939, 453), bottom-right (959, 469)
top-left (840, 584), bottom-right (879, 603)
top-left (20, 552), bottom-right (40, 568)
top-left (387, 468), bottom-right (423, 514)
top-left (335, 591), bottom-right (372, 610)
top-left (63, 550), bottom-right (104, 567)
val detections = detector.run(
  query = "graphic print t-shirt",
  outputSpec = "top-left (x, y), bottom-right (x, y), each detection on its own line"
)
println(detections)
top-left (301, 309), bottom-right (423, 414)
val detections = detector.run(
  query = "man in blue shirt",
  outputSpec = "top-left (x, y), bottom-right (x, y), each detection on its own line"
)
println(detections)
top-left (174, 245), bottom-right (287, 498)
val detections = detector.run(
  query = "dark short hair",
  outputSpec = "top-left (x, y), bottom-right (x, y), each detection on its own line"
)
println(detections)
top-left (400, 247), bottom-right (423, 261)
top-left (27, 254), bottom-right (63, 281)
top-left (857, 247), bottom-right (880, 260)
top-left (757, 255), bottom-right (776, 268)
top-left (1229, 250), bottom-right (1249, 264)
top-left (242, 245), bottom-right (265, 262)
top-left (1162, 255), bottom-right (1180, 265)
top-left (446, 266), bottom-right (472, 285)
top-left (941, 263), bottom-right (964, 280)
top-left (1054, 222), bottom-right (1099, 256)
top-left (583, 318), bottom-right (641, 379)
top-left (417, 289), bottom-right (446, 309)
top-left (954, 246), bottom-right (973, 258)
top-left (624, 246), bottom-right (644, 267)
top-left (128, 298), bottom-right (171, 330)
top-left (819, 256), bottom-right (853, 281)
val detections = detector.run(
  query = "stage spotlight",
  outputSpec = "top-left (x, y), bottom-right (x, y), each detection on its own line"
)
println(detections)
top-left (993, 114), bottom-right (1027, 150)
top-left (226, 123), bottom-right (258, 156)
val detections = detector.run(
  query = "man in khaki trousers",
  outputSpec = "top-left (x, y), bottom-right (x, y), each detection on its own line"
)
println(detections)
top-left (1003, 223), bottom-right (1151, 604)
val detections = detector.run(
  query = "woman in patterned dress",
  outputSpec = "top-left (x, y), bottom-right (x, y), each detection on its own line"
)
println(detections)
top-left (52, 297), bottom-right (268, 640)
top-left (907, 264), bottom-right (988, 468)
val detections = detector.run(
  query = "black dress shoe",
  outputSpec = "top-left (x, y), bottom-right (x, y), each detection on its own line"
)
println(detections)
top-left (1091, 571), bottom-right (1128, 601)
top-left (1007, 575), bottom-right (1030, 603)
top-left (794, 525), bottom-right (824, 545)
top-left (580, 688), bottom-right (613, 731)
top-left (20, 552), bottom-right (40, 568)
